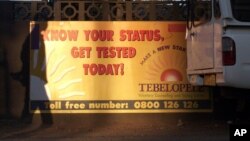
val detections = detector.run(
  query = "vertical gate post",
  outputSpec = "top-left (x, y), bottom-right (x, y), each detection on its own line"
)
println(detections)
top-left (126, 1), bottom-right (132, 20)
top-left (54, 0), bottom-right (61, 20)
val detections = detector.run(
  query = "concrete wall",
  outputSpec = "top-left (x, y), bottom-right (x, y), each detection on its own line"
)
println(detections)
top-left (0, 57), bottom-right (6, 115)
top-left (0, 3), bottom-right (29, 118)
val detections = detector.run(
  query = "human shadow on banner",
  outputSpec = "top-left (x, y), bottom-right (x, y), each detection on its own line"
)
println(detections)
top-left (11, 14), bottom-right (53, 126)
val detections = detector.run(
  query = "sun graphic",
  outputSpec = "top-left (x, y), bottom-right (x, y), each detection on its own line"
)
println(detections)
top-left (143, 49), bottom-right (187, 82)
top-left (160, 69), bottom-right (183, 82)
top-left (44, 43), bottom-right (85, 100)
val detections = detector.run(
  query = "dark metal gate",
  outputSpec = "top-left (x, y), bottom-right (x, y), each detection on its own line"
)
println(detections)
top-left (13, 0), bottom-right (186, 21)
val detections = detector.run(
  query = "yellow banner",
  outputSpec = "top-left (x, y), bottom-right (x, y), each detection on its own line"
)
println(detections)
top-left (29, 21), bottom-right (212, 113)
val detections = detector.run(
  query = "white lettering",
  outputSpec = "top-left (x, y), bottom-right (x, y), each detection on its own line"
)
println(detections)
top-left (234, 129), bottom-right (247, 136)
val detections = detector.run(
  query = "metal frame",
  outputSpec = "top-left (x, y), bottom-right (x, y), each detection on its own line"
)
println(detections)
top-left (12, 0), bottom-right (187, 21)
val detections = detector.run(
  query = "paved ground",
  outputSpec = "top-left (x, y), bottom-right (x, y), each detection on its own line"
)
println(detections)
top-left (0, 113), bottom-right (234, 141)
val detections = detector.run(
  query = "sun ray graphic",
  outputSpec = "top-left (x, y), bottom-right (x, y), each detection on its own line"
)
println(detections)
top-left (144, 50), bottom-right (187, 82)
top-left (49, 55), bottom-right (66, 77)
top-left (57, 78), bottom-right (82, 90)
top-left (44, 44), bottom-right (85, 100)
top-left (52, 66), bottom-right (76, 83)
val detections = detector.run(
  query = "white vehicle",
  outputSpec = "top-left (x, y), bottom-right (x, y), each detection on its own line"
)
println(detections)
top-left (186, 0), bottom-right (250, 89)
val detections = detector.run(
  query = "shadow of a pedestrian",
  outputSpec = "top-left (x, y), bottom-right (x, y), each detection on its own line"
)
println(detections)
top-left (11, 13), bottom-right (53, 127)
